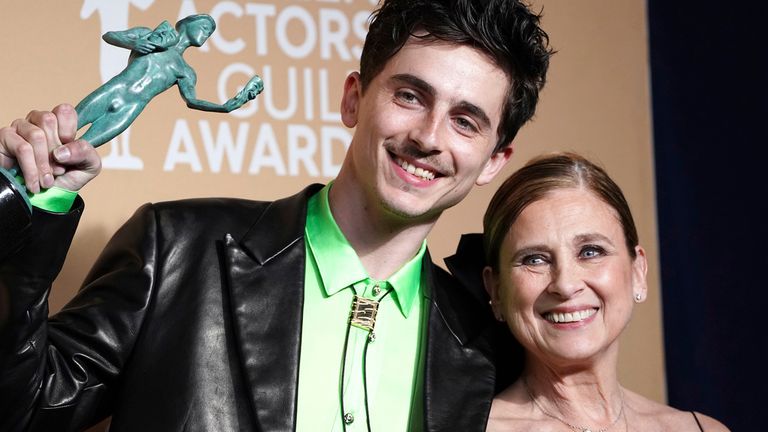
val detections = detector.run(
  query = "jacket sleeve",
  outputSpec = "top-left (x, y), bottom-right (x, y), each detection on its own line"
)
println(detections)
top-left (0, 199), bottom-right (160, 432)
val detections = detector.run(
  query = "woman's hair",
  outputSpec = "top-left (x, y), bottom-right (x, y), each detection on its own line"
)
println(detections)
top-left (360, 0), bottom-right (553, 151)
top-left (483, 152), bottom-right (639, 271)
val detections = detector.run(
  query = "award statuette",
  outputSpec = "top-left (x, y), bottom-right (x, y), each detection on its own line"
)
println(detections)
top-left (0, 14), bottom-right (263, 257)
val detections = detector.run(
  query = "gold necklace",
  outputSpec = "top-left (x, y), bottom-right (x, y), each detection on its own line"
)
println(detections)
top-left (523, 378), bottom-right (625, 432)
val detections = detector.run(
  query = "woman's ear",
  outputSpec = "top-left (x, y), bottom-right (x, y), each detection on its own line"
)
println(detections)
top-left (632, 245), bottom-right (648, 302)
top-left (483, 266), bottom-right (504, 322)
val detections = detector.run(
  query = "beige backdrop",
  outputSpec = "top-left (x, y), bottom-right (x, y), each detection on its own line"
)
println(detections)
top-left (0, 0), bottom-right (663, 423)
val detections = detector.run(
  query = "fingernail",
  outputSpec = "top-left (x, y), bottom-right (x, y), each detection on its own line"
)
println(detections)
top-left (42, 173), bottom-right (54, 188)
top-left (54, 146), bottom-right (70, 161)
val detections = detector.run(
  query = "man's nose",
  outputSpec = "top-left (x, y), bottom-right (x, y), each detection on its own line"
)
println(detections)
top-left (408, 111), bottom-right (443, 153)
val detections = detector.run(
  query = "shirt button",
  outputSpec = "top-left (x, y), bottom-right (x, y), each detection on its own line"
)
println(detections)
top-left (344, 413), bottom-right (354, 424)
top-left (372, 284), bottom-right (381, 296)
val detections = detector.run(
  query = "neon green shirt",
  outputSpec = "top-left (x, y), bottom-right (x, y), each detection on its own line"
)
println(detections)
top-left (30, 187), bottom-right (77, 213)
top-left (297, 183), bottom-right (427, 431)
top-left (15, 174), bottom-right (77, 213)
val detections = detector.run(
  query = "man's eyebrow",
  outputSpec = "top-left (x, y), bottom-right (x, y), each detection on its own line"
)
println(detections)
top-left (391, 73), bottom-right (436, 97)
top-left (456, 101), bottom-right (491, 130)
top-left (390, 73), bottom-right (492, 130)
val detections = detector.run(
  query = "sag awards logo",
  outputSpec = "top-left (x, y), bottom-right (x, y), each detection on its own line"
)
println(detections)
top-left (80, 0), bottom-right (374, 177)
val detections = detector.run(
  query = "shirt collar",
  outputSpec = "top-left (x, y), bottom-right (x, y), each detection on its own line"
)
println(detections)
top-left (305, 183), bottom-right (426, 317)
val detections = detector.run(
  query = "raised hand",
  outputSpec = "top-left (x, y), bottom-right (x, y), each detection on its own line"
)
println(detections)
top-left (0, 104), bottom-right (101, 193)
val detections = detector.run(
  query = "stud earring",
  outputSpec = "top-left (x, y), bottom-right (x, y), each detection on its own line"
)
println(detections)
top-left (635, 293), bottom-right (642, 302)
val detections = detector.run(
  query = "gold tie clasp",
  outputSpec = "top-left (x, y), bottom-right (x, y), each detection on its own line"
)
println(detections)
top-left (349, 295), bottom-right (379, 332)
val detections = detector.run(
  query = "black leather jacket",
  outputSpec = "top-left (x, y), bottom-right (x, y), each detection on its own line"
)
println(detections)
top-left (0, 185), bottom-right (504, 432)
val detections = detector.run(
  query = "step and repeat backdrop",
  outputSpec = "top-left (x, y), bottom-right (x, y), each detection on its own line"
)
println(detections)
top-left (0, 0), bottom-right (663, 410)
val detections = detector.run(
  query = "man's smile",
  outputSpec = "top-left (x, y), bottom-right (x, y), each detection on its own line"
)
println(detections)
top-left (394, 156), bottom-right (437, 181)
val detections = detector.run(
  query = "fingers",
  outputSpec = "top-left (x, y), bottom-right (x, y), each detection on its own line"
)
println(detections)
top-left (51, 140), bottom-right (101, 191)
top-left (136, 40), bottom-right (156, 54)
top-left (0, 105), bottom-right (80, 193)
top-left (50, 104), bottom-right (78, 176)
top-left (54, 140), bottom-right (100, 171)
top-left (25, 111), bottom-right (62, 187)
top-left (52, 104), bottom-right (78, 143)
top-left (0, 123), bottom-right (37, 190)
top-left (2, 118), bottom-right (49, 193)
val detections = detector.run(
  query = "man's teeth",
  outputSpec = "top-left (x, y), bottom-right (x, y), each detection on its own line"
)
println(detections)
top-left (545, 309), bottom-right (596, 323)
top-left (397, 158), bottom-right (436, 181)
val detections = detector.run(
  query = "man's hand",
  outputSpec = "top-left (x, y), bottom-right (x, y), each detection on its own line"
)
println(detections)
top-left (0, 104), bottom-right (101, 193)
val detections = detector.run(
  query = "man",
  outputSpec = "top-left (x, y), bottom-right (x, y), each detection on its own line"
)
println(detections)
top-left (0, 0), bottom-right (551, 430)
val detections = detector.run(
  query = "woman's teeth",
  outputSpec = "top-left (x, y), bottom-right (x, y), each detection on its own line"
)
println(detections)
top-left (544, 308), bottom-right (597, 323)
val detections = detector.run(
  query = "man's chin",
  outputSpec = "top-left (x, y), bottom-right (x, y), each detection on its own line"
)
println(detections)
top-left (379, 196), bottom-right (443, 224)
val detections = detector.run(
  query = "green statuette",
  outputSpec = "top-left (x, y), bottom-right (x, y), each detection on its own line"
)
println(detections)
top-left (0, 14), bottom-right (263, 254)
top-left (76, 14), bottom-right (263, 147)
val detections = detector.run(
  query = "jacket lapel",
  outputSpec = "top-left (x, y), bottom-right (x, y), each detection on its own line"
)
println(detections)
top-left (221, 186), bottom-right (499, 430)
top-left (221, 185), bottom-right (322, 431)
top-left (423, 255), bottom-right (498, 431)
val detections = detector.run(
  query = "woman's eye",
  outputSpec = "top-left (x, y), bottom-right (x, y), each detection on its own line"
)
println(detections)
top-left (522, 254), bottom-right (547, 266)
top-left (580, 245), bottom-right (605, 259)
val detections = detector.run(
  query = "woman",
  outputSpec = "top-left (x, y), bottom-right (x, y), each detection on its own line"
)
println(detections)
top-left (481, 152), bottom-right (728, 431)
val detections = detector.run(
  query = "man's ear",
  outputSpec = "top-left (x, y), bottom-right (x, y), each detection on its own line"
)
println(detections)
top-left (482, 266), bottom-right (504, 322)
top-left (340, 72), bottom-right (362, 128)
top-left (476, 144), bottom-right (514, 186)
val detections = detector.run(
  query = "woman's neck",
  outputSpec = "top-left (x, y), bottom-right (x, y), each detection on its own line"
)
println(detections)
top-left (519, 351), bottom-right (625, 430)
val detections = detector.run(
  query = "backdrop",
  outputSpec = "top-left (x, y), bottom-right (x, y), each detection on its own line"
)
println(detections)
top-left (648, 0), bottom-right (767, 429)
top-left (0, 0), bottom-right (664, 429)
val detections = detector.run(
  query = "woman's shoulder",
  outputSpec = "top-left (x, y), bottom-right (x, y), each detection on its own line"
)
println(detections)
top-left (624, 389), bottom-right (730, 431)
top-left (691, 412), bottom-right (731, 432)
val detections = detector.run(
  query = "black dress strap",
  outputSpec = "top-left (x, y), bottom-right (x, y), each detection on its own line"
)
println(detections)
top-left (691, 411), bottom-right (704, 431)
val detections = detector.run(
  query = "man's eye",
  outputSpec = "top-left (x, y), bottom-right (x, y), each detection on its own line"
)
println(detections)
top-left (580, 245), bottom-right (605, 259)
top-left (454, 117), bottom-right (478, 133)
top-left (395, 91), bottom-right (419, 104)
